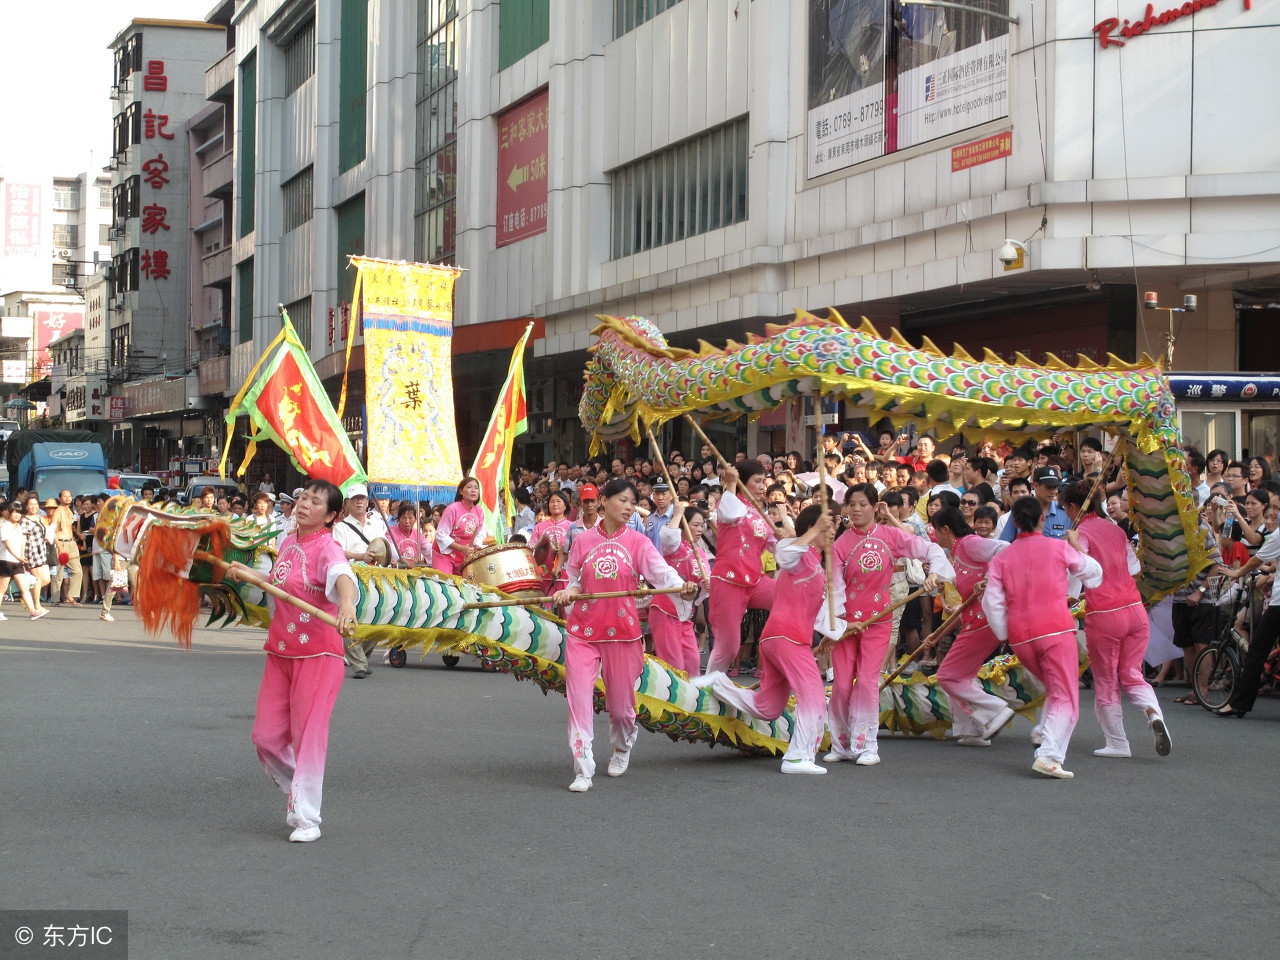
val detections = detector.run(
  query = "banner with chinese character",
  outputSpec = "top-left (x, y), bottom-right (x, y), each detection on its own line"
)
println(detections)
top-left (353, 257), bottom-right (464, 502)
top-left (219, 308), bottom-right (367, 493)
top-left (469, 322), bottom-right (533, 543)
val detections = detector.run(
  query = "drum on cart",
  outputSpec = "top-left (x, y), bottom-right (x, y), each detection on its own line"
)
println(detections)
top-left (461, 543), bottom-right (543, 598)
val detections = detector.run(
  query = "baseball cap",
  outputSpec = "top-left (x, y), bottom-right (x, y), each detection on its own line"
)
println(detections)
top-left (579, 483), bottom-right (599, 501)
top-left (346, 483), bottom-right (369, 498)
top-left (1033, 465), bottom-right (1063, 487)
top-left (652, 479), bottom-right (671, 492)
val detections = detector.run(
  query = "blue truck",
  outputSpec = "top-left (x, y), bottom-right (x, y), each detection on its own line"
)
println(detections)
top-left (5, 429), bottom-right (111, 501)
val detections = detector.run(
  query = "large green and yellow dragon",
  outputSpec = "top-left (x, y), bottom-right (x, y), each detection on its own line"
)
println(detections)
top-left (99, 308), bottom-right (1203, 756)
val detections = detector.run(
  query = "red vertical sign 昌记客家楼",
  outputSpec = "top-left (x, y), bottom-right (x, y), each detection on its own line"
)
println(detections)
top-left (496, 90), bottom-right (549, 247)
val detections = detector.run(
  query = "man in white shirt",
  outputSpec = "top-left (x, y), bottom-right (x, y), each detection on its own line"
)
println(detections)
top-left (331, 484), bottom-right (396, 564)
top-left (329, 483), bottom-right (394, 678)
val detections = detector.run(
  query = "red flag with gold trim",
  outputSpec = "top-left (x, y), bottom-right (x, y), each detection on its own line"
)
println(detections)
top-left (220, 308), bottom-right (367, 493)
top-left (469, 323), bottom-right (533, 542)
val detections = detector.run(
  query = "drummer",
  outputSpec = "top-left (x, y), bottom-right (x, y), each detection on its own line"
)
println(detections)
top-left (531, 491), bottom-right (573, 595)
top-left (388, 502), bottom-right (429, 567)
top-left (332, 483), bottom-right (396, 679)
top-left (433, 477), bottom-right (487, 574)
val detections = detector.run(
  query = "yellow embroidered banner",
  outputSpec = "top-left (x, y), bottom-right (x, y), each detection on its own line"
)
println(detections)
top-left (353, 257), bottom-right (464, 502)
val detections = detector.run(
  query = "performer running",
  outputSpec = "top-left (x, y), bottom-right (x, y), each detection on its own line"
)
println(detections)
top-left (226, 479), bottom-right (358, 842)
top-left (552, 478), bottom-right (697, 793)
top-left (829, 484), bottom-right (953, 765)
top-left (929, 507), bottom-right (1016, 747)
top-left (697, 504), bottom-right (843, 775)
top-left (650, 501), bottom-right (712, 676)
top-left (1060, 482), bottom-right (1172, 757)
top-left (705, 462), bottom-right (778, 675)
top-left (983, 496), bottom-right (1103, 779)
top-left (388, 502), bottom-right (429, 566)
top-left (433, 476), bottom-right (486, 574)
top-left (531, 491), bottom-right (573, 595)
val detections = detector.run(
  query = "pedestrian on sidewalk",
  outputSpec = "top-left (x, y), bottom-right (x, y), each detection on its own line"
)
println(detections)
top-left (1, 500), bottom-right (43, 619)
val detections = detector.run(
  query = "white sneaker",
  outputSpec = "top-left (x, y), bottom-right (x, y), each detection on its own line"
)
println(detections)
top-left (289, 824), bottom-right (322, 842)
top-left (607, 751), bottom-right (631, 777)
top-left (855, 751), bottom-right (881, 766)
top-left (690, 671), bottom-right (727, 689)
top-left (0, 612), bottom-right (7, 620)
top-left (822, 750), bottom-right (853, 763)
top-left (824, 667), bottom-right (834, 683)
top-left (1093, 744), bottom-right (1131, 758)
top-left (568, 775), bottom-right (593, 793)
top-left (981, 704), bottom-right (1016, 741)
top-left (1032, 757), bottom-right (1074, 779)
top-left (99, 613), bottom-right (114, 622)
top-left (957, 736), bottom-right (992, 747)
top-left (780, 759), bottom-right (827, 775)
top-left (1151, 717), bottom-right (1172, 756)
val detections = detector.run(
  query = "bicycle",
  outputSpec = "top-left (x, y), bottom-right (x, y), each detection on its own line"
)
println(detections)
top-left (1192, 571), bottom-right (1257, 710)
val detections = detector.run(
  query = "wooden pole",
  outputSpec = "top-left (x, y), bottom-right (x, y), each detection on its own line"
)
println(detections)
top-left (841, 586), bottom-right (927, 639)
top-left (878, 590), bottom-right (980, 690)
top-left (1068, 440), bottom-right (1123, 532)
top-left (681, 412), bottom-right (785, 535)
top-left (814, 422), bottom-right (839, 631)
top-left (462, 585), bottom-right (688, 610)
top-left (196, 549), bottom-right (348, 634)
top-left (645, 421), bottom-right (707, 583)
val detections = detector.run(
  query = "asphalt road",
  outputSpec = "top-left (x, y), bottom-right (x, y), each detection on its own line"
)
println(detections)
top-left (2, 603), bottom-right (1277, 960)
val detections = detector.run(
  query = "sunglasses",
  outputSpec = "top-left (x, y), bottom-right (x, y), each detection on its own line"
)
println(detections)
top-left (961, 499), bottom-right (979, 506)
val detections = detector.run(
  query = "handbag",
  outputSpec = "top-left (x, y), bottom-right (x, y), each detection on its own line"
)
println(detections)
top-left (111, 567), bottom-right (130, 590)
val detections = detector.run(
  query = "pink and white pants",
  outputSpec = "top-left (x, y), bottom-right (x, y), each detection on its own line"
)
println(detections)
top-left (649, 603), bottom-right (701, 677)
top-left (1085, 604), bottom-right (1162, 748)
top-left (250, 653), bottom-right (345, 830)
top-left (703, 636), bottom-right (826, 764)
top-left (827, 621), bottom-right (892, 759)
top-left (935, 625), bottom-right (1009, 739)
top-left (707, 577), bottom-right (776, 674)
top-left (1011, 630), bottom-right (1080, 764)
top-left (565, 635), bottom-right (644, 779)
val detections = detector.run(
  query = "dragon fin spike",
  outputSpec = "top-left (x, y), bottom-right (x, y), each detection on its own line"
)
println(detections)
top-left (1013, 351), bottom-right (1039, 368)
top-left (889, 328), bottom-right (913, 349)
top-left (951, 343), bottom-right (975, 361)
top-left (826, 306), bottom-right (850, 327)
top-left (982, 348), bottom-right (1006, 365)
top-left (1136, 352), bottom-right (1160, 368)
top-left (919, 336), bottom-right (945, 357)
top-left (857, 316), bottom-right (881, 338)
top-left (1074, 355), bottom-right (1103, 371)
top-left (1042, 352), bottom-right (1071, 370)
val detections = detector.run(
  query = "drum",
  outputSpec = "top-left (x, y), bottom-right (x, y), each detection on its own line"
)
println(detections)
top-left (366, 537), bottom-right (394, 566)
top-left (461, 543), bottom-right (543, 598)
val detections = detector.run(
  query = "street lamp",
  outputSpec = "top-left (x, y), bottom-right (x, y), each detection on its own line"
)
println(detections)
top-left (1143, 292), bottom-right (1198, 368)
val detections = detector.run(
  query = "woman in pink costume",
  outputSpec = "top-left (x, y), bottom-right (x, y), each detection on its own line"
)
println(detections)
top-left (531, 491), bottom-right (573, 595)
top-left (699, 504), bottom-right (844, 775)
top-left (829, 483), bottom-right (953, 766)
top-left (226, 479), bottom-right (358, 843)
top-left (1060, 483), bottom-right (1171, 758)
top-left (433, 477), bottom-right (486, 574)
top-left (705, 461), bottom-right (780, 675)
top-left (552, 478), bottom-right (697, 793)
top-left (929, 507), bottom-right (1016, 747)
top-left (388, 502), bottom-right (428, 566)
top-left (650, 502), bottom-right (712, 677)
top-left (983, 496), bottom-right (1102, 779)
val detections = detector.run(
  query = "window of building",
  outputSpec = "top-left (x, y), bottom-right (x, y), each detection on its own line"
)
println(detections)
top-left (335, 192), bottom-right (365, 310)
top-left (113, 249), bottom-right (140, 293)
top-left (53, 224), bottom-right (79, 249)
top-left (237, 259), bottom-right (255, 342)
top-left (114, 103), bottom-right (142, 158)
top-left (239, 51), bottom-right (257, 238)
top-left (52, 186), bottom-right (81, 211)
top-left (338, 0), bottom-right (368, 172)
top-left (99, 223), bottom-right (112, 245)
top-left (283, 17), bottom-right (316, 96)
top-left (115, 33), bottom-right (142, 87)
top-left (282, 166), bottom-right (314, 232)
top-left (499, 0), bottom-right (548, 69)
top-left (614, 0), bottom-right (684, 38)
top-left (111, 327), bottom-right (130, 369)
top-left (98, 183), bottom-right (112, 208)
top-left (611, 115), bottom-right (749, 259)
top-left (113, 176), bottom-right (141, 223)
top-left (416, 0), bottom-right (458, 263)
top-left (285, 296), bottom-right (312, 350)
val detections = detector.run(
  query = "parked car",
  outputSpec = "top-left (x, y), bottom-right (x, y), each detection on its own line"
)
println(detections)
top-left (111, 472), bottom-right (164, 495)
top-left (0, 418), bottom-right (19, 442)
top-left (180, 477), bottom-right (243, 505)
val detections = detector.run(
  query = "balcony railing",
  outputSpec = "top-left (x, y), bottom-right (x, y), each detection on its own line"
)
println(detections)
top-left (205, 48), bottom-right (235, 102)
top-left (202, 247), bottom-right (232, 288)
top-left (203, 151), bottom-right (233, 198)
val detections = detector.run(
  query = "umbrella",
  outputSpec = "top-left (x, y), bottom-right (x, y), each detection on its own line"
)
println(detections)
top-left (3, 398), bottom-right (36, 410)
